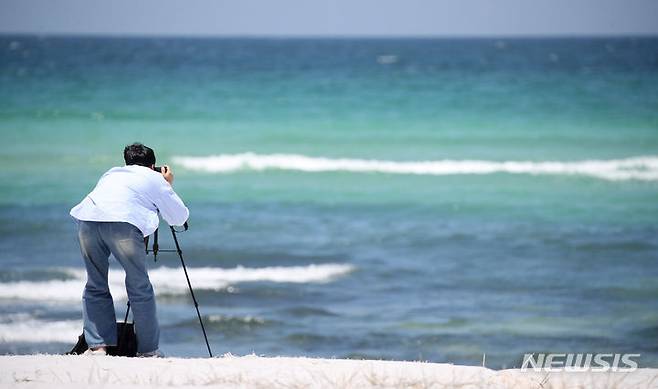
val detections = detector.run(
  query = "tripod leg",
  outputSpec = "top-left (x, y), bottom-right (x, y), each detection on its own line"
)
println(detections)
top-left (123, 300), bottom-right (131, 324)
top-left (118, 301), bottom-right (131, 356)
top-left (170, 226), bottom-right (213, 357)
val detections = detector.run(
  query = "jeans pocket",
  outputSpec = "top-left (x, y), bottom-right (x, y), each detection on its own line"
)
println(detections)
top-left (130, 225), bottom-right (144, 241)
top-left (113, 223), bottom-right (140, 240)
top-left (116, 234), bottom-right (144, 260)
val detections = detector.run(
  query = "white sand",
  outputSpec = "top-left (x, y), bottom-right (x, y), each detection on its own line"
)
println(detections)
top-left (1, 354), bottom-right (657, 388)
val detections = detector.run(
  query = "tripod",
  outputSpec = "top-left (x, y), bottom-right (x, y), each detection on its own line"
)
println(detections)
top-left (143, 223), bottom-right (213, 357)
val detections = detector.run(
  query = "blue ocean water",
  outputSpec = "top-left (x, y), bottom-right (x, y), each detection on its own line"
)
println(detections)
top-left (0, 36), bottom-right (657, 368)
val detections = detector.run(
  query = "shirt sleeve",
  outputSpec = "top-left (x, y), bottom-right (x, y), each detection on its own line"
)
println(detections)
top-left (154, 181), bottom-right (190, 226)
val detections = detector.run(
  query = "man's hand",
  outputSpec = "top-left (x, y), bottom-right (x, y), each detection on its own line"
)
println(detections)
top-left (161, 165), bottom-right (174, 185)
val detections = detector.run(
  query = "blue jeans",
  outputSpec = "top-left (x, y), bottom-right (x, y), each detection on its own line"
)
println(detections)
top-left (76, 220), bottom-right (159, 353)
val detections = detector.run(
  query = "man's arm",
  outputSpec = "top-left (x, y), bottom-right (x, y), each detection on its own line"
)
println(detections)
top-left (154, 165), bottom-right (189, 226)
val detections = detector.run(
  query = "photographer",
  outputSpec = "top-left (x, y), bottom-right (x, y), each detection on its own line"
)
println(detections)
top-left (70, 143), bottom-right (189, 357)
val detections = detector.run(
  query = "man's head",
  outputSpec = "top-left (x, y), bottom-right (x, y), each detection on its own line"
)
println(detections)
top-left (124, 143), bottom-right (156, 168)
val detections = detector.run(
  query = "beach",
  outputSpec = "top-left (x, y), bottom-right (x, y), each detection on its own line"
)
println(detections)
top-left (2, 354), bottom-right (657, 388)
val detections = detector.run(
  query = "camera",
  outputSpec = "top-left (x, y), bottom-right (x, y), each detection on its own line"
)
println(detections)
top-left (153, 166), bottom-right (167, 173)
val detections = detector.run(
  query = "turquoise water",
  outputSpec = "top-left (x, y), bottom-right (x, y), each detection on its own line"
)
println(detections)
top-left (0, 36), bottom-right (657, 367)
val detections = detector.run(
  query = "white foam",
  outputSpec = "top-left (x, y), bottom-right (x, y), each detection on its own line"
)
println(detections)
top-left (0, 315), bottom-right (82, 343)
top-left (172, 153), bottom-right (658, 181)
top-left (0, 263), bottom-right (354, 303)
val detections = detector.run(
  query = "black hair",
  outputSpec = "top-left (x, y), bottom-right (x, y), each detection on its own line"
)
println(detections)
top-left (123, 143), bottom-right (156, 167)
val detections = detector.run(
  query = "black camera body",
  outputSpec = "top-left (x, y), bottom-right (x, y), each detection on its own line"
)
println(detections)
top-left (153, 166), bottom-right (167, 173)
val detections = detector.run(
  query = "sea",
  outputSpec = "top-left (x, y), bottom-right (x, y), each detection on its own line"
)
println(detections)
top-left (0, 35), bottom-right (657, 368)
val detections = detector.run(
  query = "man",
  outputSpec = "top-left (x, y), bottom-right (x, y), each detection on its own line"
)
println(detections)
top-left (70, 143), bottom-right (189, 357)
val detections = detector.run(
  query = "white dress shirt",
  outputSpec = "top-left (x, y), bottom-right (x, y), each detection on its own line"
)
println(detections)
top-left (70, 165), bottom-right (189, 237)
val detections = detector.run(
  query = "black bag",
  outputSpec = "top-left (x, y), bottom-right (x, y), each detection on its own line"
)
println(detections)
top-left (67, 321), bottom-right (137, 357)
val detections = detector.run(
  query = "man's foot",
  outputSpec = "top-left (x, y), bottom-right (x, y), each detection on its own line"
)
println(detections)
top-left (136, 349), bottom-right (165, 358)
top-left (83, 347), bottom-right (107, 356)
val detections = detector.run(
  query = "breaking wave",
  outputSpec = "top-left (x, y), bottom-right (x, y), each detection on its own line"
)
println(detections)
top-left (0, 313), bottom-right (267, 343)
top-left (0, 263), bottom-right (355, 303)
top-left (0, 314), bottom-right (82, 343)
top-left (173, 153), bottom-right (658, 181)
